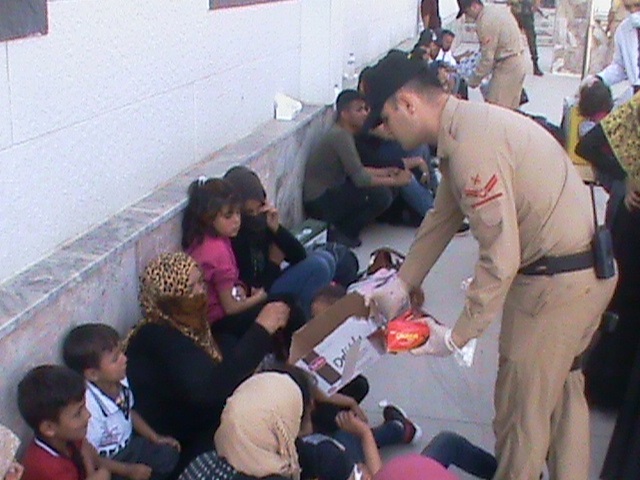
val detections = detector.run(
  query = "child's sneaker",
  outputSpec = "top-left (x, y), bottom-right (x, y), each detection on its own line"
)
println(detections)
top-left (380, 401), bottom-right (422, 444)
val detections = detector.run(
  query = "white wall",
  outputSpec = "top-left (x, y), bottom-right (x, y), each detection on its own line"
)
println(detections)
top-left (0, 0), bottom-right (418, 284)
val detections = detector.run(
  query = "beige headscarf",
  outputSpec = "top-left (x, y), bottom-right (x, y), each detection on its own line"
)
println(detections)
top-left (125, 252), bottom-right (222, 362)
top-left (214, 372), bottom-right (303, 480)
top-left (601, 91), bottom-right (640, 189)
top-left (0, 424), bottom-right (20, 478)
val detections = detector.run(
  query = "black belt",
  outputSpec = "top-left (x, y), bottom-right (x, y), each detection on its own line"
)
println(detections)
top-left (495, 52), bottom-right (522, 64)
top-left (634, 85), bottom-right (640, 94)
top-left (518, 251), bottom-right (593, 276)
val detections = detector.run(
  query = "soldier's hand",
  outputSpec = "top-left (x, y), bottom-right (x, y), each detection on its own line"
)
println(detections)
top-left (579, 75), bottom-right (601, 90)
top-left (410, 317), bottom-right (453, 357)
top-left (365, 275), bottom-right (411, 321)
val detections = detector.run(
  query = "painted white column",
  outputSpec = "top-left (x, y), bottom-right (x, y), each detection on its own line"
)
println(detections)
top-left (299, 0), bottom-right (345, 105)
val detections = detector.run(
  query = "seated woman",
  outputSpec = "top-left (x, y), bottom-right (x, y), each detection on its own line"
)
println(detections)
top-left (178, 368), bottom-right (313, 480)
top-left (223, 166), bottom-right (336, 317)
top-left (125, 252), bottom-right (290, 470)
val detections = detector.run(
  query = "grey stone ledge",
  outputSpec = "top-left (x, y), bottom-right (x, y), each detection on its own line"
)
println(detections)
top-left (0, 103), bottom-right (329, 342)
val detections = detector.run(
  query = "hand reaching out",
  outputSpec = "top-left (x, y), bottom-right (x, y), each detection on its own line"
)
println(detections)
top-left (256, 301), bottom-right (290, 334)
top-left (154, 435), bottom-right (181, 451)
top-left (335, 410), bottom-right (371, 438)
top-left (624, 179), bottom-right (640, 211)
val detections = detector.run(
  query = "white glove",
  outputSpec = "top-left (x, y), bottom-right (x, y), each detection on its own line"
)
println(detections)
top-left (366, 275), bottom-right (411, 321)
top-left (410, 317), bottom-right (454, 357)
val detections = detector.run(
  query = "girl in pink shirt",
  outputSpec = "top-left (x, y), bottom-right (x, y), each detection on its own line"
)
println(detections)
top-left (183, 178), bottom-right (268, 333)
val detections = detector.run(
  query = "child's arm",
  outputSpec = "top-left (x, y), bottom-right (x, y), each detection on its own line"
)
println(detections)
top-left (82, 438), bottom-right (150, 480)
top-left (217, 285), bottom-right (267, 315)
top-left (80, 441), bottom-right (114, 480)
top-left (131, 410), bottom-right (180, 450)
top-left (312, 385), bottom-right (368, 422)
top-left (335, 411), bottom-right (382, 477)
top-left (86, 469), bottom-right (111, 480)
top-left (95, 457), bottom-right (150, 480)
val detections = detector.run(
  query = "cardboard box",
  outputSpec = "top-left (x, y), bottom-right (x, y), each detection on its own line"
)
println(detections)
top-left (289, 293), bottom-right (386, 395)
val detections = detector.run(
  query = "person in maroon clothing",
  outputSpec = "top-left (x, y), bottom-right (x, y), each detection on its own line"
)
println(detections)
top-left (125, 252), bottom-right (290, 472)
top-left (421, 0), bottom-right (442, 30)
top-left (17, 366), bottom-right (110, 480)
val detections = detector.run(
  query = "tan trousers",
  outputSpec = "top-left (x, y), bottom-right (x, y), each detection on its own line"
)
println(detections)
top-left (487, 54), bottom-right (526, 110)
top-left (493, 268), bottom-right (617, 480)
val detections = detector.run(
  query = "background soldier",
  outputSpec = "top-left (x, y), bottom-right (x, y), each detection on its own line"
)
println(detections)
top-left (457, 0), bottom-right (526, 109)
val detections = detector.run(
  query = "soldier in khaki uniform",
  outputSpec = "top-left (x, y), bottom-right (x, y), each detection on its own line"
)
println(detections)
top-left (364, 53), bottom-right (617, 479)
top-left (458, 0), bottom-right (526, 109)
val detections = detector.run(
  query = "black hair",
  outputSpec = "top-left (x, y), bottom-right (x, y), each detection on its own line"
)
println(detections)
top-left (409, 45), bottom-right (429, 61)
top-left (312, 284), bottom-right (347, 308)
top-left (62, 323), bottom-right (120, 373)
top-left (17, 365), bottom-right (86, 432)
top-left (357, 66), bottom-right (373, 95)
top-left (393, 63), bottom-right (445, 101)
top-left (578, 81), bottom-right (613, 119)
top-left (441, 29), bottom-right (455, 38)
top-left (335, 89), bottom-right (365, 118)
top-left (266, 363), bottom-right (314, 418)
top-left (181, 177), bottom-right (241, 249)
top-left (416, 28), bottom-right (435, 47)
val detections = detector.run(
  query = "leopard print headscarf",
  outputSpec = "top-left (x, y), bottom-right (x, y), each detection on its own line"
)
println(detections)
top-left (601, 91), bottom-right (640, 188)
top-left (127, 252), bottom-right (222, 362)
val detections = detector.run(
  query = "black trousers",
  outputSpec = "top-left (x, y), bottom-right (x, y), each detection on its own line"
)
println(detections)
top-left (514, 11), bottom-right (539, 63)
top-left (305, 181), bottom-right (393, 238)
top-left (112, 436), bottom-right (179, 480)
top-left (311, 375), bottom-right (370, 434)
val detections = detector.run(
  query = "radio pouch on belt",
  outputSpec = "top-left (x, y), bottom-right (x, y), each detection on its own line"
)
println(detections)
top-left (590, 184), bottom-right (616, 279)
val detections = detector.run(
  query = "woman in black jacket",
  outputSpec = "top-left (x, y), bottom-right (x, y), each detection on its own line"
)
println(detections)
top-left (224, 166), bottom-right (337, 317)
top-left (125, 252), bottom-right (290, 472)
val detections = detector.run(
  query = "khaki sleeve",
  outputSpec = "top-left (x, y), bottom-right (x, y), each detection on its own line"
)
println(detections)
top-left (398, 173), bottom-right (465, 289)
top-left (449, 146), bottom-right (521, 345)
top-left (469, 18), bottom-right (499, 87)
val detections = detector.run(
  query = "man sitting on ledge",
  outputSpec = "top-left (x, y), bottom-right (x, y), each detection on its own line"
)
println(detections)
top-left (303, 89), bottom-right (411, 247)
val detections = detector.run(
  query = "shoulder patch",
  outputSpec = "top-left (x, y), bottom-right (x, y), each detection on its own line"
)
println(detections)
top-left (464, 173), bottom-right (503, 208)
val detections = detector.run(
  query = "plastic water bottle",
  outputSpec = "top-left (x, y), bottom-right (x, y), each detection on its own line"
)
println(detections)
top-left (343, 53), bottom-right (357, 89)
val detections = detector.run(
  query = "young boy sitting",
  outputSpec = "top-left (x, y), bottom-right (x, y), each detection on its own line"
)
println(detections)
top-left (62, 324), bottom-right (179, 480)
top-left (18, 365), bottom-right (111, 480)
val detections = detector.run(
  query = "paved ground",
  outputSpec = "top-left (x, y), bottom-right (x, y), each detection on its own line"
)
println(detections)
top-left (351, 46), bottom-right (616, 479)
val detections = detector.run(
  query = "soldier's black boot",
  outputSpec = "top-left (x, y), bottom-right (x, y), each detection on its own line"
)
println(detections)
top-left (533, 60), bottom-right (544, 76)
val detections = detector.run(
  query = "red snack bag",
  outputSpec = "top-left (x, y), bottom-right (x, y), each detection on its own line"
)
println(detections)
top-left (386, 313), bottom-right (431, 353)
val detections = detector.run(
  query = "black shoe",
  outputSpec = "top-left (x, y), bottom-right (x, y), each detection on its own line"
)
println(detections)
top-left (381, 403), bottom-right (422, 444)
top-left (327, 227), bottom-right (362, 248)
top-left (533, 64), bottom-right (544, 76)
top-left (456, 221), bottom-right (470, 235)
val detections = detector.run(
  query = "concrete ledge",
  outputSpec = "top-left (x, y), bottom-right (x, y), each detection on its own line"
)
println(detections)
top-left (0, 104), bottom-right (333, 438)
